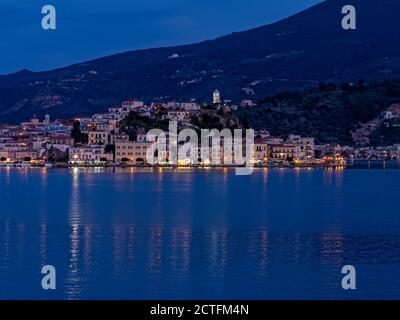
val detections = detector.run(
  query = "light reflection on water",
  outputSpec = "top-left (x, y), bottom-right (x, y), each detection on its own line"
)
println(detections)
top-left (0, 167), bottom-right (400, 299)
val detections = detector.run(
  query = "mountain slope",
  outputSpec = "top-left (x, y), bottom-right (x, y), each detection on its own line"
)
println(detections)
top-left (236, 79), bottom-right (400, 145)
top-left (2, 0), bottom-right (400, 123)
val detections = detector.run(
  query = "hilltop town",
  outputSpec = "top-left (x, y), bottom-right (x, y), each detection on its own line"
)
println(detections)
top-left (0, 90), bottom-right (399, 168)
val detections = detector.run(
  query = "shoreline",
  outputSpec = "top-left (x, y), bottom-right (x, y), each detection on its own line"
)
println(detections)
top-left (1, 160), bottom-right (399, 170)
top-left (0, 163), bottom-right (391, 169)
top-left (0, 164), bottom-right (347, 169)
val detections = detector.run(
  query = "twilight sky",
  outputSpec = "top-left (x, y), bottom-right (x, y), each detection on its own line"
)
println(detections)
top-left (0, 0), bottom-right (322, 74)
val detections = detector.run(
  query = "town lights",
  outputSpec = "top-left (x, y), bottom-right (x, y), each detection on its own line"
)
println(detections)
top-left (177, 159), bottom-right (188, 166)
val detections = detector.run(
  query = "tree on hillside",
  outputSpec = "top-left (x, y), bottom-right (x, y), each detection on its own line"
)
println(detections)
top-left (71, 120), bottom-right (82, 144)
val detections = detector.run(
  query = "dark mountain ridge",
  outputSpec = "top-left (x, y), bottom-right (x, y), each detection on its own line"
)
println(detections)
top-left (2, 0), bottom-right (400, 123)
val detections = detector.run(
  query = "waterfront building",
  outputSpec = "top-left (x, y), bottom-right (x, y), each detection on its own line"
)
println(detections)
top-left (0, 141), bottom-right (29, 152)
top-left (315, 144), bottom-right (334, 157)
top-left (199, 144), bottom-right (223, 165)
top-left (115, 141), bottom-right (152, 164)
top-left (269, 144), bottom-right (296, 162)
top-left (254, 140), bottom-right (269, 163)
top-left (14, 150), bottom-right (39, 161)
top-left (0, 149), bottom-right (38, 162)
top-left (194, 135), bottom-right (255, 166)
top-left (286, 134), bottom-right (315, 160)
top-left (42, 143), bottom-right (69, 162)
top-left (374, 146), bottom-right (398, 160)
top-left (354, 147), bottom-right (373, 160)
top-left (69, 146), bottom-right (113, 164)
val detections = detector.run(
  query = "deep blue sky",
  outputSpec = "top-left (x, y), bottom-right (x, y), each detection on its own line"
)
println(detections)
top-left (0, 0), bottom-right (322, 75)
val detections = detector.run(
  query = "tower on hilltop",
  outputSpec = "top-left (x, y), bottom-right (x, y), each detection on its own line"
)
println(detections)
top-left (213, 89), bottom-right (221, 104)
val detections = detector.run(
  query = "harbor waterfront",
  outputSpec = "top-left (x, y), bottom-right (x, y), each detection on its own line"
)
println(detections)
top-left (1, 159), bottom-right (400, 169)
top-left (1, 95), bottom-right (400, 170)
top-left (1, 167), bottom-right (400, 299)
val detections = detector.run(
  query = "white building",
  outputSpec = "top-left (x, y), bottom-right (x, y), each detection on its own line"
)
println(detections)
top-left (69, 146), bottom-right (113, 164)
top-left (166, 101), bottom-right (181, 110)
top-left (122, 99), bottom-right (144, 110)
top-left (181, 102), bottom-right (201, 111)
top-left (254, 141), bottom-right (269, 163)
top-left (43, 114), bottom-right (50, 124)
top-left (92, 113), bottom-right (113, 122)
top-left (164, 110), bottom-right (190, 122)
top-left (213, 90), bottom-right (221, 104)
top-left (286, 134), bottom-right (315, 160)
top-left (88, 131), bottom-right (110, 145)
top-left (382, 111), bottom-right (394, 120)
top-left (396, 144), bottom-right (400, 159)
top-left (115, 141), bottom-right (152, 163)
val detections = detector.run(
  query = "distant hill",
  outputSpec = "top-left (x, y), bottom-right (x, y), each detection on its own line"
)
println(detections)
top-left (235, 79), bottom-right (400, 145)
top-left (2, 0), bottom-right (400, 123)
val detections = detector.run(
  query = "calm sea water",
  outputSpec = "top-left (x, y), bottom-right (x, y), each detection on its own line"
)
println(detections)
top-left (1, 166), bottom-right (400, 300)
